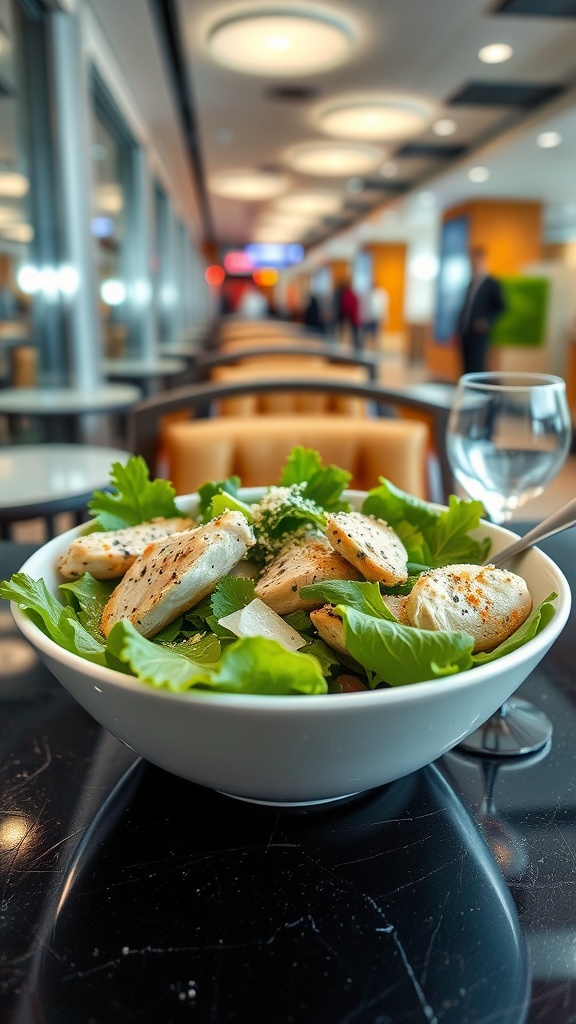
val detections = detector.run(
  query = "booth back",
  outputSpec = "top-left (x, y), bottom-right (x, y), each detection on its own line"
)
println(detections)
top-left (161, 415), bottom-right (430, 498)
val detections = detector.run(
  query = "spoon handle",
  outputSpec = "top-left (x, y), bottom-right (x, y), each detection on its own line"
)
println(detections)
top-left (488, 496), bottom-right (576, 567)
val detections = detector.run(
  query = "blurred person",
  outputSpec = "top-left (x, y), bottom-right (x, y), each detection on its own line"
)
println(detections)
top-left (361, 284), bottom-right (389, 348)
top-left (237, 284), bottom-right (270, 319)
top-left (335, 278), bottom-right (361, 351)
top-left (455, 247), bottom-right (506, 375)
top-left (303, 293), bottom-right (325, 334)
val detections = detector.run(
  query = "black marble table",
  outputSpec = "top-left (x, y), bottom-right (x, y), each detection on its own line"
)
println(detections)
top-left (1, 528), bottom-right (575, 1024)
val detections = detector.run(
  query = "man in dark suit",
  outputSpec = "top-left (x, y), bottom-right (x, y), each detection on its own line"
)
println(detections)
top-left (456, 247), bottom-right (506, 375)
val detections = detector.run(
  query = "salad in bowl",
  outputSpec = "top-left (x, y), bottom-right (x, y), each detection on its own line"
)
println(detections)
top-left (1, 447), bottom-right (569, 803)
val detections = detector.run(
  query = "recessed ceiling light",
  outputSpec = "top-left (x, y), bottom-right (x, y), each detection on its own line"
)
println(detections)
top-left (206, 7), bottom-right (355, 77)
top-left (468, 166), bottom-right (490, 183)
top-left (318, 98), bottom-right (430, 141)
top-left (208, 169), bottom-right (288, 200)
top-left (478, 43), bottom-right (513, 65)
top-left (275, 192), bottom-right (341, 215)
top-left (433, 118), bottom-right (457, 137)
top-left (287, 142), bottom-right (382, 177)
top-left (379, 161), bottom-right (398, 178)
top-left (537, 130), bottom-right (562, 149)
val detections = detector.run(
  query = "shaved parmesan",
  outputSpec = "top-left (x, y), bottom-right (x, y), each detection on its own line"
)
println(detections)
top-left (219, 598), bottom-right (307, 652)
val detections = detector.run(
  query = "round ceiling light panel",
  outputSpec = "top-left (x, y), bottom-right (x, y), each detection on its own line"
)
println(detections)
top-left (287, 142), bottom-right (382, 177)
top-left (274, 191), bottom-right (342, 215)
top-left (208, 169), bottom-right (289, 200)
top-left (318, 98), bottom-right (431, 140)
top-left (207, 7), bottom-right (355, 76)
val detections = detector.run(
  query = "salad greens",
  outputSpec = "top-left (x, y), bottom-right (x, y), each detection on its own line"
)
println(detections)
top-left (0, 448), bottom-right (555, 697)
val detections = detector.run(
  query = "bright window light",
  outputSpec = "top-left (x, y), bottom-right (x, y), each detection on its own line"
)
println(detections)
top-left (100, 278), bottom-right (126, 306)
top-left (17, 264), bottom-right (40, 294)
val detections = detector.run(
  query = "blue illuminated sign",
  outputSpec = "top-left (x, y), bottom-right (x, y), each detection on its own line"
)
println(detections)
top-left (244, 243), bottom-right (304, 268)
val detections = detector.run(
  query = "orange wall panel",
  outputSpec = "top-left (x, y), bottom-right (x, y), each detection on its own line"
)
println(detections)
top-left (363, 243), bottom-right (406, 333)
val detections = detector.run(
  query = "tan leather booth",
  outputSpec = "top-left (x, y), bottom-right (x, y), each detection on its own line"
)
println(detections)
top-left (162, 415), bottom-right (430, 499)
top-left (209, 362), bottom-right (368, 417)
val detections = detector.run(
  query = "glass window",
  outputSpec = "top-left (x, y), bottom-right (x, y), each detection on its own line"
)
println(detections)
top-left (0, 0), bottom-right (35, 385)
top-left (89, 76), bottom-right (133, 359)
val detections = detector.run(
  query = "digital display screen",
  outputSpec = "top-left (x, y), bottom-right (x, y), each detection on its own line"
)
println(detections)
top-left (244, 243), bottom-right (304, 268)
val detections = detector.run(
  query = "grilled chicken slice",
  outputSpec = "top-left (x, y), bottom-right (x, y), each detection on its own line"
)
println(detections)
top-left (325, 512), bottom-right (408, 585)
top-left (309, 605), bottom-right (348, 657)
top-left (310, 593), bottom-right (409, 658)
top-left (58, 517), bottom-right (195, 580)
top-left (254, 535), bottom-right (363, 616)
top-left (101, 511), bottom-right (255, 639)
top-left (382, 594), bottom-right (410, 623)
top-left (405, 563), bottom-right (532, 653)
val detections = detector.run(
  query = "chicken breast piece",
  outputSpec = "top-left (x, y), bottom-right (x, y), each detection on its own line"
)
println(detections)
top-left (382, 594), bottom-right (410, 623)
top-left (254, 535), bottom-right (363, 615)
top-left (309, 605), bottom-right (348, 657)
top-left (326, 512), bottom-right (408, 585)
top-left (405, 563), bottom-right (532, 653)
top-left (101, 511), bottom-right (255, 639)
top-left (58, 517), bottom-right (194, 580)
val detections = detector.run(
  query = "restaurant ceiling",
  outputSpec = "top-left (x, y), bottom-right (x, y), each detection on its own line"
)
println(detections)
top-left (96, 0), bottom-right (576, 253)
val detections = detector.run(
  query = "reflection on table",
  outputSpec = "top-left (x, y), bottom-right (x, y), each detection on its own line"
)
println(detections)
top-left (0, 527), bottom-right (575, 1021)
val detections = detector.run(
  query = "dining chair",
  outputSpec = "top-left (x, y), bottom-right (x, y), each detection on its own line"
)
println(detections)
top-left (128, 376), bottom-right (455, 503)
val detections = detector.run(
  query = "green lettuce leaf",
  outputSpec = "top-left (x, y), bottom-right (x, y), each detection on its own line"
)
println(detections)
top-left (107, 623), bottom-right (327, 695)
top-left (59, 573), bottom-right (115, 639)
top-left (472, 593), bottom-right (557, 665)
top-left (88, 456), bottom-right (181, 530)
top-left (279, 445), bottom-right (351, 511)
top-left (339, 605), bottom-right (475, 687)
top-left (301, 579), bottom-right (397, 619)
top-left (198, 476), bottom-right (241, 520)
top-left (106, 620), bottom-right (212, 690)
top-left (207, 637), bottom-right (328, 695)
top-left (361, 478), bottom-right (490, 567)
top-left (0, 573), bottom-right (108, 665)
top-left (210, 576), bottom-right (256, 620)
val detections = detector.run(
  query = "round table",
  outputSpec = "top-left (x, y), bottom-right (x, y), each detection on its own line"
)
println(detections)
top-left (0, 443), bottom-right (132, 539)
top-left (0, 384), bottom-right (141, 442)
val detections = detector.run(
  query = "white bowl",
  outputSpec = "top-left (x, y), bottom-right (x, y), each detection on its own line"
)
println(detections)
top-left (11, 489), bottom-right (571, 805)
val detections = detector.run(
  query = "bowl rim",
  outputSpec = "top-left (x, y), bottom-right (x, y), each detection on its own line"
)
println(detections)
top-left (10, 487), bottom-right (572, 709)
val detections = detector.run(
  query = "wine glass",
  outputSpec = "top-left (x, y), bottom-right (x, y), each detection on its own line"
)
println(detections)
top-left (446, 371), bottom-right (572, 756)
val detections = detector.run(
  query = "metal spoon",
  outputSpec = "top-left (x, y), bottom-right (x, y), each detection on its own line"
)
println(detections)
top-left (487, 495), bottom-right (576, 567)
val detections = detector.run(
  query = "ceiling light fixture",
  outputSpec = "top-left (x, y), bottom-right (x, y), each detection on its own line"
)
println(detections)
top-left (274, 192), bottom-right (341, 215)
top-left (433, 118), bottom-right (457, 137)
top-left (478, 43), bottom-right (513, 64)
top-left (206, 7), bottom-right (355, 77)
top-left (208, 169), bottom-right (289, 200)
top-left (318, 98), bottom-right (430, 141)
top-left (537, 130), bottom-right (562, 148)
top-left (468, 166), bottom-right (490, 183)
top-left (287, 142), bottom-right (382, 177)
